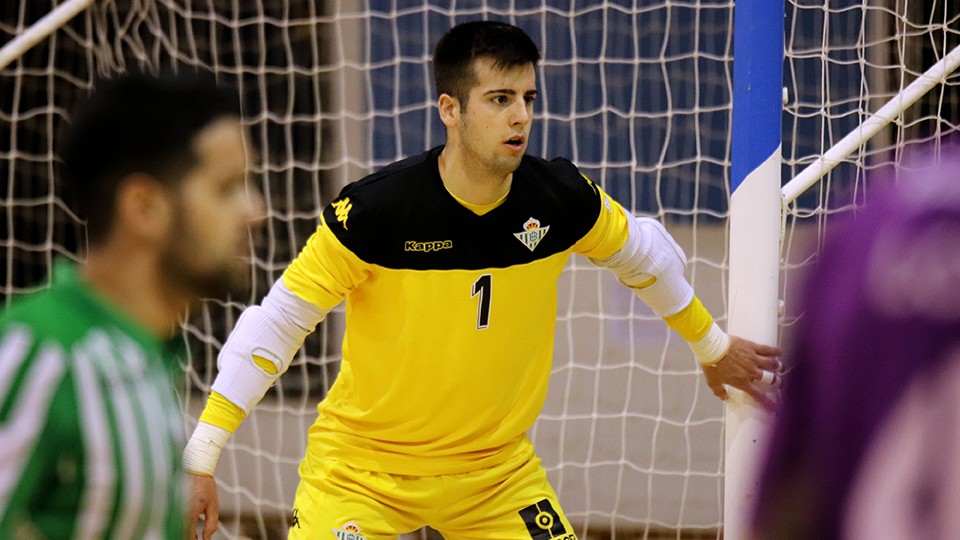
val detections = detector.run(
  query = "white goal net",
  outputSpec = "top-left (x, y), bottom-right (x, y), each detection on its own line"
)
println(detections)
top-left (781, 1), bottom-right (960, 318)
top-left (2, 1), bottom-right (957, 539)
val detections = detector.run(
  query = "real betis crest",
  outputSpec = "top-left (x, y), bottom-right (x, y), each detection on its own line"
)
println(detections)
top-left (514, 217), bottom-right (549, 251)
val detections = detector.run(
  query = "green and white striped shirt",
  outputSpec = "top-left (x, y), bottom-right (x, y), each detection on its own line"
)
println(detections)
top-left (0, 263), bottom-right (185, 539)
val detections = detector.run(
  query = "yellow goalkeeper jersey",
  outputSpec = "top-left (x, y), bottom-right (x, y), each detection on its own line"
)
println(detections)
top-left (282, 146), bottom-right (629, 476)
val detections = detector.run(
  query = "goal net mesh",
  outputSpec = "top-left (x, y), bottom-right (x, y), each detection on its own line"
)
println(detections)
top-left (2, 1), bottom-right (957, 538)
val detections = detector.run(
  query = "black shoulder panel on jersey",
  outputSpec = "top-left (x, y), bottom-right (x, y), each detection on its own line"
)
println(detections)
top-left (321, 147), bottom-right (602, 270)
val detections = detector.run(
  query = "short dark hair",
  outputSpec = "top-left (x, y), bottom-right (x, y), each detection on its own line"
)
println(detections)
top-left (60, 70), bottom-right (241, 245)
top-left (433, 20), bottom-right (541, 107)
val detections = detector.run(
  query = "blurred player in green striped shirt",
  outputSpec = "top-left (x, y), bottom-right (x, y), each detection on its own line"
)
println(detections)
top-left (0, 72), bottom-right (264, 539)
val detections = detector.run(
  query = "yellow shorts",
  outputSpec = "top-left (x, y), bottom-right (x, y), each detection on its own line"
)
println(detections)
top-left (288, 441), bottom-right (578, 540)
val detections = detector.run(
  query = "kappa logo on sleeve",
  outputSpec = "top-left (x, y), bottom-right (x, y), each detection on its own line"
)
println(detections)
top-left (582, 173), bottom-right (611, 213)
top-left (518, 498), bottom-right (577, 540)
top-left (331, 197), bottom-right (353, 230)
top-left (600, 191), bottom-right (612, 213)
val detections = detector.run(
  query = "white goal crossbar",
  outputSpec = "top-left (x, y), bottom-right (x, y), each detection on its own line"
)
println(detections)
top-left (0, 0), bottom-right (93, 71)
top-left (781, 42), bottom-right (960, 205)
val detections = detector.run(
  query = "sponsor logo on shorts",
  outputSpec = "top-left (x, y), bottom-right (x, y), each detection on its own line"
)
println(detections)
top-left (518, 498), bottom-right (576, 540)
top-left (332, 520), bottom-right (367, 540)
top-left (291, 507), bottom-right (301, 529)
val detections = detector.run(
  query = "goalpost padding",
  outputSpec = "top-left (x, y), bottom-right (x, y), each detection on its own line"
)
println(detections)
top-left (726, 2), bottom-right (783, 538)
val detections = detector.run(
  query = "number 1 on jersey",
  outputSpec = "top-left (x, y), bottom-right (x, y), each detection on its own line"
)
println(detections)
top-left (472, 274), bottom-right (492, 330)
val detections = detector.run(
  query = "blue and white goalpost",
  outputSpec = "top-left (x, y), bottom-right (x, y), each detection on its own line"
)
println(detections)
top-left (725, 1), bottom-right (784, 538)
top-left (726, 2), bottom-right (960, 538)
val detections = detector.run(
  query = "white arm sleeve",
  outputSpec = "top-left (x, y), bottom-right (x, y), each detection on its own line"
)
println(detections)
top-left (590, 215), bottom-right (694, 318)
top-left (210, 279), bottom-right (329, 413)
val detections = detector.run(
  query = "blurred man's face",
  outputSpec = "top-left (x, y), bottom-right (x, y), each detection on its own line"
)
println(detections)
top-left (161, 117), bottom-right (265, 299)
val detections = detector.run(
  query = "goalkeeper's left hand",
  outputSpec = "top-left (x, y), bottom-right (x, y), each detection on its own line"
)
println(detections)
top-left (701, 335), bottom-right (782, 411)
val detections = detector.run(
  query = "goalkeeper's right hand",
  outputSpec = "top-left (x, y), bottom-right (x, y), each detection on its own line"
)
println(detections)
top-left (187, 473), bottom-right (219, 540)
top-left (184, 421), bottom-right (229, 539)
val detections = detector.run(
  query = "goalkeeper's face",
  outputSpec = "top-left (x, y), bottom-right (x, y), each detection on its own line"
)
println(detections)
top-left (456, 57), bottom-right (537, 177)
top-left (160, 117), bottom-right (265, 299)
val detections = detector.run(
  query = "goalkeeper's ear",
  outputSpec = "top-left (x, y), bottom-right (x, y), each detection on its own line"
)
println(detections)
top-left (437, 93), bottom-right (461, 128)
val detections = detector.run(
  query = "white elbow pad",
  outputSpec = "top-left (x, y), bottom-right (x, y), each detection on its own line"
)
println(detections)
top-left (211, 280), bottom-right (328, 413)
top-left (591, 216), bottom-right (694, 317)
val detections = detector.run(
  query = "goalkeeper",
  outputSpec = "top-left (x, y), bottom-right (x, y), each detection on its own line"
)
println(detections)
top-left (186, 21), bottom-right (781, 540)
top-left (0, 72), bottom-right (264, 538)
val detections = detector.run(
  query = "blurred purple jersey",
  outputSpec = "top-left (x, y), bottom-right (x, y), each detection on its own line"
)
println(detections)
top-left (752, 155), bottom-right (960, 540)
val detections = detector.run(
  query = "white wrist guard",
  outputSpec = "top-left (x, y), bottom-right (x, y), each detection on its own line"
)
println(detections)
top-left (591, 215), bottom-right (694, 317)
top-left (689, 323), bottom-right (731, 365)
top-left (183, 422), bottom-right (231, 476)
top-left (211, 280), bottom-right (328, 413)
